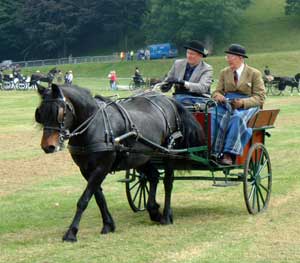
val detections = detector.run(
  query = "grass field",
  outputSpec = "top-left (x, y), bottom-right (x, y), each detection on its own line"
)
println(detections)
top-left (1, 77), bottom-right (300, 262)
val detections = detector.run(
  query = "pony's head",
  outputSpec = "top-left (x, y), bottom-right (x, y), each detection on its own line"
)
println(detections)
top-left (35, 84), bottom-right (75, 153)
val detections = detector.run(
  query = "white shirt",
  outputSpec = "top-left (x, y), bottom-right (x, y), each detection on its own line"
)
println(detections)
top-left (235, 63), bottom-right (245, 81)
top-left (67, 73), bottom-right (73, 82)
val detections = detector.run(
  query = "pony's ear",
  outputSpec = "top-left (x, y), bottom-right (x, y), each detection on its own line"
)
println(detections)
top-left (37, 84), bottom-right (46, 95)
top-left (51, 83), bottom-right (64, 99)
top-left (35, 108), bottom-right (41, 123)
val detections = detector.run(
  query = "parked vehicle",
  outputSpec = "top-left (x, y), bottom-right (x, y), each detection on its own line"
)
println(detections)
top-left (147, 43), bottom-right (178, 59)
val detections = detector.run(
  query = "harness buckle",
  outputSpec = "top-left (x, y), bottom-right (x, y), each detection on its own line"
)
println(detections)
top-left (168, 131), bottom-right (183, 149)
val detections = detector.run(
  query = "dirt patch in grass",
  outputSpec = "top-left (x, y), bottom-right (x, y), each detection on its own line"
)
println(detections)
top-left (0, 152), bottom-right (78, 196)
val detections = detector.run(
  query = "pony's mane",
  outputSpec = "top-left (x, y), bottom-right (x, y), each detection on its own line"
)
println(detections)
top-left (60, 85), bottom-right (96, 106)
top-left (94, 94), bottom-right (112, 103)
top-left (61, 84), bottom-right (92, 98)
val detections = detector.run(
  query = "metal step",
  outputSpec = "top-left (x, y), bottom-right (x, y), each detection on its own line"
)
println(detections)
top-left (117, 178), bottom-right (132, 183)
top-left (212, 181), bottom-right (241, 187)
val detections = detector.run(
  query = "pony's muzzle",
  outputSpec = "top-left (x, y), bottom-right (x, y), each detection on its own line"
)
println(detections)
top-left (41, 130), bottom-right (60, 153)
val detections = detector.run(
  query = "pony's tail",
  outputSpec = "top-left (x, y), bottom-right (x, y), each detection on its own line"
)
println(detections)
top-left (173, 101), bottom-right (205, 148)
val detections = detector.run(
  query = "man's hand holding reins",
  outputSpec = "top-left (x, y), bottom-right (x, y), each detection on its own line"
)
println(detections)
top-left (213, 93), bottom-right (226, 103)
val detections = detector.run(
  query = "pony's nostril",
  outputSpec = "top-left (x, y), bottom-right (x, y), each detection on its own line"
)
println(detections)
top-left (43, 145), bottom-right (56, 153)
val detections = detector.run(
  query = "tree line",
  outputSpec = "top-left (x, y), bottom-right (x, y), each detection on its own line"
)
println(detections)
top-left (0, 0), bottom-right (296, 61)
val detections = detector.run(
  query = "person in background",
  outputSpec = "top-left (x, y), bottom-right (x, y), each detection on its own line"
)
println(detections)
top-left (64, 71), bottom-right (68, 84)
top-left (108, 70), bottom-right (117, 90)
top-left (211, 44), bottom-right (266, 165)
top-left (130, 50), bottom-right (134, 60)
top-left (56, 70), bottom-right (63, 84)
top-left (68, 70), bottom-right (73, 85)
top-left (145, 49), bottom-right (150, 60)
top-left (108, 71), bottom-right (113, 89)
top-left (120, 51), bottom-right (125, 61)
top-left (161, 40), bottom-right (213, 105)
top-left (0, 69), bottom-right (3, 82)
top-left (126, 51), bottom-right (131, 61)
top-left (133, 67), bottom-right (144, 86)
top-left (64, 70), bottom-right (73, 85)
top-left (263, 65), bottom-right (274, 82)
top-left (12, 64), bottom-right (22, 79)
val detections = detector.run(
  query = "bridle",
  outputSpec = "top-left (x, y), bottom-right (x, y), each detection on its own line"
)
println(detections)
top-left (38, 97), bottom-right (74, 146)
top-left (41, 98), bottom-right (105, 149)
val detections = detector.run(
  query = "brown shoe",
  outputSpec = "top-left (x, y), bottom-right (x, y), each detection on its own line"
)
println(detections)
top-left (220, 153), bottom-right (233, 165)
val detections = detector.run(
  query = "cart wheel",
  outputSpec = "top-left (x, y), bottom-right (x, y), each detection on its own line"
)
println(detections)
top-left (125, 169), bottom-right (149, 212)
top-left (265, 82), bottom-right (272, 95)
top-left (271, 83), bottom-right (282, 96)
top-left (128, 81), bottom-right (135, 91)
top-left (243, 143), bottom-right (272, 214)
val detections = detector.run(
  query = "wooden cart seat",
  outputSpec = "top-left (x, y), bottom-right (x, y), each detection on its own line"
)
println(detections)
top-left (247, 109), bottom-right (280, 129)
top-left (193, 109), bottom-right (280, 165)
top-left (236, 108), bottom-right (280, 165)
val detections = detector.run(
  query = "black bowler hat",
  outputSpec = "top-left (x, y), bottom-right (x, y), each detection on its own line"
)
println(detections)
top-left (225, 44), bottom-right (248, 58)
top-left (184, 40), bottom-right (208, 57)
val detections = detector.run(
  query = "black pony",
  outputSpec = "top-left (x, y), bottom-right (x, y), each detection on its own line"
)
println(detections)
top-left (35, 83), bottom-right (205, 242)
top-left (30, 67), bottom-right (59, 87)
top-left (277, 73), bottom-right (300, 94)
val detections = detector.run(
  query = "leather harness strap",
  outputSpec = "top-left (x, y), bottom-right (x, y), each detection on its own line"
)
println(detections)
top-left (68, 94), bottom-right (183, 155)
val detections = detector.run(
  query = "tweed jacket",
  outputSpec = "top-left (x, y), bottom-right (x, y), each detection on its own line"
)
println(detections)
top-left (167, 59), bottom-right (213, 95)
top-left (212, 64), bottom-right (266, 109)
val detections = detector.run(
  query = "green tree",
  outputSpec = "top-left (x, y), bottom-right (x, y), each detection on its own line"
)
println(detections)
top-left (144, 0), bottom-right (251, 52)
top-left (0, 0), bottom-right (25, 60)
top-left (95, 0), bottom-right (149, 50)
top-left (19, 0), bottom-right (89, 59)
top-left (285, 0), bottom-right (300, 15)
top-left (9, 0), bottom-right (149, 59)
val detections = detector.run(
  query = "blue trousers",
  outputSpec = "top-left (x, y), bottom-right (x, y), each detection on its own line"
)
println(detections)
top-left (173, 94), bottom-right (209, 105)
top-left (210, 93), bottom-right (258, 156)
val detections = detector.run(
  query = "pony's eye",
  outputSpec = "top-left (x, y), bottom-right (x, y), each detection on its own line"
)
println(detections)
top-left (35, 108), bottom-right (41, 123)
top-left (57, 107), bottom-right (64, 124)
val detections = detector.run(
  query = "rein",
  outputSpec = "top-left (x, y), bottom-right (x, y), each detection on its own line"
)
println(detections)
top-left (66, 106), bottom-right (102, 139)
top-left (44, 92), bottom-right (183, 154)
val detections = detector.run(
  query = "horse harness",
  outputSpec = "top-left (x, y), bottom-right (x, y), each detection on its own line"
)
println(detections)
top-left (60, 94), bottom-right (183, 155)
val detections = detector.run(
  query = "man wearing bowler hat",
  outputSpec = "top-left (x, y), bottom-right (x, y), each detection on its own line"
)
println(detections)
top-left (211, 43), bottom-right (265, 165)
top-left (161, 40), bottom-right (213, 104)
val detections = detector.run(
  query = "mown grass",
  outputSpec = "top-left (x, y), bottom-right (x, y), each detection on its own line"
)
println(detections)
top-left (1, 82), bottom-right (300, 262)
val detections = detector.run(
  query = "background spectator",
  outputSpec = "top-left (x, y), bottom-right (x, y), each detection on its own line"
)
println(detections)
top-left (130, 50), bottom-right (134, 60)
top-left (145, 49), bottom-right (150, 60)
top-left (108, 70), bottom-right (117, 90)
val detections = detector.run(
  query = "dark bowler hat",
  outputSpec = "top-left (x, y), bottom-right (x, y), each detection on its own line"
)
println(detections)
top-left (184, 40), bottom-right (208, 57)
top-left (225, 44), bottom-right (248, 58)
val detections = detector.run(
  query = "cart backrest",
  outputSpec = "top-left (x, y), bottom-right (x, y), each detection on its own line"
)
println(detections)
top-left (247, 109), bottom-right (280, 129)
top-left (236, 108), bottom-right (280, 165)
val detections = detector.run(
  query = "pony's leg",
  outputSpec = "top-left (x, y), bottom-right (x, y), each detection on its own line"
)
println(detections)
top-left (138, 163), bottom-right (161, 222)
top-left (94, 187), bottom-right (115, 234)
top-left (161, 165), bottom-right (174, 225)
top-left (62, 167), bottom-right (109, 242)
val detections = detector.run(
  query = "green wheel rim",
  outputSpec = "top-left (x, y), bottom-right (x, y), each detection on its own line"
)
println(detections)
top-left (125, 169), bottom-right (149, 212)
top-left (243, 143), bottom-right (272, 214)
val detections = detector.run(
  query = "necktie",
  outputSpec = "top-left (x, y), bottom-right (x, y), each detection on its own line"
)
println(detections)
top-left (233, 71), bottom-right (238, 85)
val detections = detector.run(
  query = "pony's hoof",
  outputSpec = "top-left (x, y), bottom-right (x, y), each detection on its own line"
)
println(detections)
top-left (160, 214), bottom-right (173, 225)
top-left (101, 223), bottom-right (115, 234)
top-left (149, 211), bottom-right (162, 222)
top-left (147, 203), bottom-right (161, 222)
top-left (62, 228), bottom-right (78, 242)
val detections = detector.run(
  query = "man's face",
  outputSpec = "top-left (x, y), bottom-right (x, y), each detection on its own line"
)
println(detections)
top-left (226, 54), bottom-right (243, 70)
top-left (186, 49), bottom-right (202, 66)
